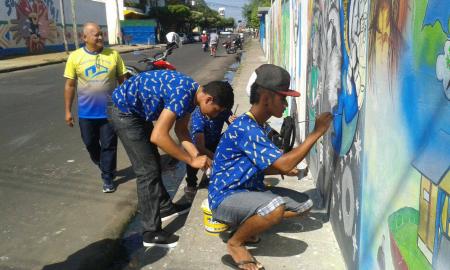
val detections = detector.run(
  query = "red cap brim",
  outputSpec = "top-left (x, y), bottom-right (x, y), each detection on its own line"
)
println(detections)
top-left (277, 89), bottom-right (301, 97)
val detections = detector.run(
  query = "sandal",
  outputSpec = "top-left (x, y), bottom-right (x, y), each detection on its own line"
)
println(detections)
top-left (221, 254), bottom-right (265, 270)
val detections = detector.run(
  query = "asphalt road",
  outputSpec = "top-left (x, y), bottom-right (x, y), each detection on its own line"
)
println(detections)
top-left (0, 43), bottom-right (237, 270)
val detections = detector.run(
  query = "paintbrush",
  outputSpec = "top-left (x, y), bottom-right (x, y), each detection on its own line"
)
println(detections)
top-left (297, 113), bottom-right (342, 123)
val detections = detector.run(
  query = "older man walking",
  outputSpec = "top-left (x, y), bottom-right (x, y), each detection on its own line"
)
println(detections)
top-left (64, 22), bottom-right (127, 193)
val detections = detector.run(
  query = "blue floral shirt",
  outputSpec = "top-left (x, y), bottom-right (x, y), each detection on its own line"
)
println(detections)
top-left (208, 113), bottom-right (282, 210)
top-left (112, 70), bottom-right (199, 121)
top-left (190, 107), bottom-right (232, 146)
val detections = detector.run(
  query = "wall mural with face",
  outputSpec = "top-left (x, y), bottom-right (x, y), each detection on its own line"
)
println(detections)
top-left (0, 0), bottom-right (108, 57)
top-left (264, 0), bottom-right (449, 269)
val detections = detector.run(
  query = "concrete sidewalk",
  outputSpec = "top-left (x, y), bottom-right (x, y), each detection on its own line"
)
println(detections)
top-left (0, 44), bottom-right (162, 73)
top-left (138, 39), bottom-right (345, 269)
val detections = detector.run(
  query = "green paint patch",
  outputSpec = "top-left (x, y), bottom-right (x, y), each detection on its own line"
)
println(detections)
top-left (412, 0), bottom-right (448, 67)
top-left (388, 207), bottom-right (431, 270)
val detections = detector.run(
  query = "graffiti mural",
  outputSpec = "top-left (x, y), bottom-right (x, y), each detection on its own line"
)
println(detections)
top-left (263, 0), bottom-right (448, 268)
top-left (0, 0), bottom-right (108, 57)
top-left (8, 0), bottom-right (58, 53)
top-left (361, 0), bottom-right (449, 269)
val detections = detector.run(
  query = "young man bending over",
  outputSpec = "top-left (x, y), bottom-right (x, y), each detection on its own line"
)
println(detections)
top-left (111, 70), bottom-right (234, 248)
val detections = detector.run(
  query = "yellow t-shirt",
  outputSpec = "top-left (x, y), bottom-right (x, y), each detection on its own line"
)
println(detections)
top-left (64, 47), bottom-right (127, 119)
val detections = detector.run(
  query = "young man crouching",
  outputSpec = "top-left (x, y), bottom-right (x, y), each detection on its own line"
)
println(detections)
top-left (208, 64), bottom-right (333, 269)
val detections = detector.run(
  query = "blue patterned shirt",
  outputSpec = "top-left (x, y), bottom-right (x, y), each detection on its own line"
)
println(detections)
top-left (190, 107), bottom-right (232, 146)
top-left (112, 70), bottom-right (199, 121)
top-left (208, 113), bottom-right (283, 210)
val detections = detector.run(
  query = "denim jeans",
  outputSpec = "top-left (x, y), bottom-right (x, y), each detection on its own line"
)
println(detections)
top-left (185, 141), bottom-right (218, 187)
top-left (78, 118), bottom-right (117, 184)
top-left (110, 106), bottom-right (172, 232)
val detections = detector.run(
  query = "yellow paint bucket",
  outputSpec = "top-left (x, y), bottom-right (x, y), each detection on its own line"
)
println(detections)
top-left (201, 199), bottom-right (229, 236)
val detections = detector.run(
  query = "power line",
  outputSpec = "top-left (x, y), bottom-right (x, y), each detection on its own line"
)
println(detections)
top-left (205, 1), bottom-right (243, 8)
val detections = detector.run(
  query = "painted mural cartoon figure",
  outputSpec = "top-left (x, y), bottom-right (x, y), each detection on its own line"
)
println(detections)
top-left (332, 0), bottom-right (368, 156)
top-left (10, 0), bottom-right (57, 53)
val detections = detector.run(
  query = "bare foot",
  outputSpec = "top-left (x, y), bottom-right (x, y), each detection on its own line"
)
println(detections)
top-left (227, 241), bottom-right (262, 270)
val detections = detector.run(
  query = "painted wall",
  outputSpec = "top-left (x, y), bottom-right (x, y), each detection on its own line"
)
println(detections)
top-left (262, 0), bottom-right (449, 269)
top-left (0, 0), bottom-right (108, 57)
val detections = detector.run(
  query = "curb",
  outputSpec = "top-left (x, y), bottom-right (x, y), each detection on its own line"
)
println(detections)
top-left (0, 45), bottom-right (165, 74)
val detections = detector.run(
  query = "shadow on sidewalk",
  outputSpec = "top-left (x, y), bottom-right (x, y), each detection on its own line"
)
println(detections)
top-left (115, 166), bottom-right (135, 186)
top-left (42, 238), bottom-right (127, 270)
top-left (121, 214), bottom-right (189, 269)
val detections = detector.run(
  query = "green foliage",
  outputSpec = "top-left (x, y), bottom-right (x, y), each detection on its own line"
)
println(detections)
top-left (242, 0), bottom-right (271, 28)
top-left (148, 0), bottom-right (235, 32)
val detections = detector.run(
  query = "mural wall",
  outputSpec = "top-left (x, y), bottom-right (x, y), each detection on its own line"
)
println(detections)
top-left (263, 0), bottom-right (449, 269)
top-left (0, 0), bottom-right (107, 57)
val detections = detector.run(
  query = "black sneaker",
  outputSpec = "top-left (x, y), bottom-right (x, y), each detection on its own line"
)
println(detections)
top-left (143, 230), bottom-right (179, 248)
top-left (161, 203), bottom-right (191, 222)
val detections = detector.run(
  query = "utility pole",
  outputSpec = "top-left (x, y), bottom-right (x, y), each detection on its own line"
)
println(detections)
top-left (59, 0), bottom-right (69, 53)
top-left (70, 0), bottom-right (79, 48)
top-left (115, 0), bottom-right (122, 44)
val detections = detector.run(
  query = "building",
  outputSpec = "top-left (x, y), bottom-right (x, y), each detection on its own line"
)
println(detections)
top-left (218, 7), bottom-right (225, 17)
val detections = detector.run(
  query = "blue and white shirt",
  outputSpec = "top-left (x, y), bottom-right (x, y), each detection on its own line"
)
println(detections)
top-left (190, 107), bottom-right (232, 146)
top-left (208, 113), bottom-right (283, 210)
top-left (112, 70), bottom-right (200, 121)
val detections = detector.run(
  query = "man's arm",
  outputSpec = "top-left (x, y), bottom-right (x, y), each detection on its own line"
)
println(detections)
top-left (268, 112), bottom-right (333, 174)
top-left (174, 113), bottom-right (200, 158)
top-left (151, 109), bottom-right (210, 169)
top-left (64, 79), bottom-right (77, 127)
top-left (193, 133), bottom-right (215, 159)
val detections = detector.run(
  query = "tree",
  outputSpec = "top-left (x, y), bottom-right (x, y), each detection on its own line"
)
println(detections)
top-left (242, 0), bottom-right (270, 28)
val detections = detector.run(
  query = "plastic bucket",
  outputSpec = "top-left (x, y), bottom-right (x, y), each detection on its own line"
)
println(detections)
top-left (201, 199), bottom-right (229, 236)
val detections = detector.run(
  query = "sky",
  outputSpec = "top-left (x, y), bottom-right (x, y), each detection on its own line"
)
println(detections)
top-left (204, 0), bottom-right (249, 23)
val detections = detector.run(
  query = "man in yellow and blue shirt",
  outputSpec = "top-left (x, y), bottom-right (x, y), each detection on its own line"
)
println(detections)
top-left (64, 22), bottom-right (127, 193)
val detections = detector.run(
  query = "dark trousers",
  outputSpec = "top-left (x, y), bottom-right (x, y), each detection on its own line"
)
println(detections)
top-left (110, 106), bottom-right (172, 232)
top-left (79, 118), bottom-right (117, 184)
top-left (185, 141), bottom-right (218, 187)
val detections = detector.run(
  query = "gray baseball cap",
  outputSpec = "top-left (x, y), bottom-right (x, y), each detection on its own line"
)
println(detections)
top-left (252, 64), bottom-right (300, 97)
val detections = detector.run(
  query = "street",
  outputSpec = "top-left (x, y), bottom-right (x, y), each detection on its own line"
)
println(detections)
top-left (0, 43), bottom-right (238, 270)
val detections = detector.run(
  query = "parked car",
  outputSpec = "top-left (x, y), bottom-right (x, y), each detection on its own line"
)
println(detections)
top-left (192, 32), bottom-right (201, 42)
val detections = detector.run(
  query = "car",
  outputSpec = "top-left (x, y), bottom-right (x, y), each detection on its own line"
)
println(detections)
top-left (191, 32), bottom-right (201, 42)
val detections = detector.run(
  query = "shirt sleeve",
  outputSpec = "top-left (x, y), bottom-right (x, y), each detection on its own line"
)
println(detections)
top-left (63, 53), bottom-right (76, 79)
top-left (115, 52), bottom-right (127, 77)
top-left (164, 76), bottom-right (199, 119)
top-left (190, 108), bottom-right (206, 136)
top-left (238, 126), bottom-right (283, 171)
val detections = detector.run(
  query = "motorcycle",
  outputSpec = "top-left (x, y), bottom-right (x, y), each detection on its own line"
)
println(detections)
top-left (126, 43), bottom-right (177, 77)
top-left (233, 37), bottom-right (243, 50)
top-left (222, 40), bottom-right (236, 54)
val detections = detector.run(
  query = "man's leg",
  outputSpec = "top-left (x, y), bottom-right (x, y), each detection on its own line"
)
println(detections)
top-left (79, 118), bottom-right (100, 165)
top-left (214, 192), bottom-right (286, 269)
top-left (98, 119), bottom-right (118, 191)
top-left (111, 109), bottom-right (171, 233)
top-left (185, 165), bottom-right (198, 188)
top-left (79, 118), bottom-right (102, 172)
top-left (228, 206), bottom-right (284, 269)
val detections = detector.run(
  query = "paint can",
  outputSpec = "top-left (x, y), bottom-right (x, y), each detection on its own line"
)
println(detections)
top-left (201, 199), bottom-right (229, 236)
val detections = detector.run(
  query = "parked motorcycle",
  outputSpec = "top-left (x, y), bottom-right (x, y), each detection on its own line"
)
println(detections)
top-left (222, 40), bottom-right (236, 54)
top-left (126, 43), bottom-right (177, 76)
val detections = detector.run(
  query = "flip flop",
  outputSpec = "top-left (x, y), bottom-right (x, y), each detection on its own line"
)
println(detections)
top-left (221, 254), bottom-right (265, 270)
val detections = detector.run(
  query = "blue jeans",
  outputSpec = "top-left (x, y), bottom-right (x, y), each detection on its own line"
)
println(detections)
top-left (78, 118), bottom-right (117, 184)
top-left (110, 106), bottom-right (172, 232)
